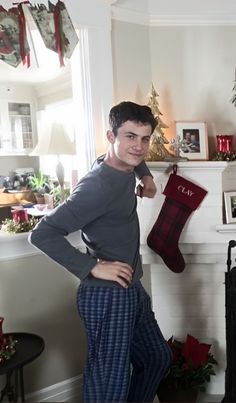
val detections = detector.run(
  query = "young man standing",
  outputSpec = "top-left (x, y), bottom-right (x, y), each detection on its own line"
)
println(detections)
top-left (29, 101), bottom-right (171, 402)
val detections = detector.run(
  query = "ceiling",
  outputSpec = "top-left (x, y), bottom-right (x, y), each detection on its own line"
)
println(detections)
top-left (116, 0), bottom-right (236, 16)
top-left (0, 52), bottom-right (71, 86)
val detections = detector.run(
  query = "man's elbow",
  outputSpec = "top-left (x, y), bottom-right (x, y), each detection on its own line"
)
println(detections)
top-left (28, 227), bottom-right (41, 249)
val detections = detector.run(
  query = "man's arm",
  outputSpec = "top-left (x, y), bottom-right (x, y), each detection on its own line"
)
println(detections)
top-left (136, 175), bottom-right (157, 198)
top-left (28, 177), bottom-right (109, 280)
top-left (134, 160), bottom-right (157, 198)
top-left (92, 156), bottom-right (157, 198)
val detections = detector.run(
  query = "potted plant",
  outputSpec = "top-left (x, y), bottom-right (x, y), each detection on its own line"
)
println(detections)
top-left (27, 172), bottom-right (50, 204)
top-left (49, 185), bottom-right (70, 207)
top-left (157, 334), bottom-right (218, 402)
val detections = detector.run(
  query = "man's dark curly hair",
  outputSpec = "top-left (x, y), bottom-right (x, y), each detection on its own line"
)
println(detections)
top-left (109, 101), bottom-right (157, 136)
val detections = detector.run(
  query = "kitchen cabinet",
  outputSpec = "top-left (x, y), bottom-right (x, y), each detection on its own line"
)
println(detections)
top-left (8, 102), bottom-right (33, 149)
top-left (0, 83), bottom-right (38, 156)
top-left (0, 101), bottom-right (36, 155)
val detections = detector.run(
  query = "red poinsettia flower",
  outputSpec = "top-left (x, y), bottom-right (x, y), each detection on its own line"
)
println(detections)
top-left (162, 334), bottom-right (218, 392)
top-left (181, 334), bottom-right (211, 369)
top-left (167, 337), bottom-right (182, 363)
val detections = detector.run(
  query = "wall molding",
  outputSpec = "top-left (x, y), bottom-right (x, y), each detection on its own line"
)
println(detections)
top-left (25, 375), bottom-right (83, 402)
top-left (111, 6), bottom-right (149, 26)
top-left (112, 6), bottom-right (236, 26)
top-left (149, 14), bottom-right (236, 27)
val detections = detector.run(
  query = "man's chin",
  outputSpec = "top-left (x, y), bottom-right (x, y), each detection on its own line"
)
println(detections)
top-left (128, 156), bottom-right (144, 166)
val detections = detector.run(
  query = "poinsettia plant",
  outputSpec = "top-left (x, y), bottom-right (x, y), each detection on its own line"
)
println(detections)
top-left (162, 334), bottom-right (218, 392)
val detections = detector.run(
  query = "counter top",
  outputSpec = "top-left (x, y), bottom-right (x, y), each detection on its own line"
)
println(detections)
top-left (0, 230), bottom-right (84, 261)
top-left (0, 190), bottom-right (35, 207)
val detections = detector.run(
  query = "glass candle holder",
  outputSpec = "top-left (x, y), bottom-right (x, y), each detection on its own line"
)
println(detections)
top-left (216, 135), bottom-right (233, 153)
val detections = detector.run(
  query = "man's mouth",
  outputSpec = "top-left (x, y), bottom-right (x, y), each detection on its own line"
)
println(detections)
top-left (129, 153), bottom-right (143, 158)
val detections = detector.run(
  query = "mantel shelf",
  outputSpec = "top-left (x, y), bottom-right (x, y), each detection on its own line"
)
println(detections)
top-left (216, 224), bottom-right (236, 233)
top-left (147, 160), bottom-right (236, 171)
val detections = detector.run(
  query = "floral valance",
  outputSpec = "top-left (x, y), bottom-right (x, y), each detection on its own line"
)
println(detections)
top-left (0, 0), bottom-right (78, 68)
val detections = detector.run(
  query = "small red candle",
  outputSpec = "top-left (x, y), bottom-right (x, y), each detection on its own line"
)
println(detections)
top-left (11, 209), bottom-right (28, 223)
top-left (216, 135), bottom-right (233, 153)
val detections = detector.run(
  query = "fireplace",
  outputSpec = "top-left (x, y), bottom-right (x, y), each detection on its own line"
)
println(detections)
top-left (137, 161), bottom-right (236, 396)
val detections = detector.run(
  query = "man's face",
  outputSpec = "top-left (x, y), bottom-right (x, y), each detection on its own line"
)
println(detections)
top-left (107, 120), bottom-right (152, 171)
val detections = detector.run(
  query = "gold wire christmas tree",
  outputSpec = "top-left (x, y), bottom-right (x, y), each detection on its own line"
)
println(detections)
top-left (145, 83), bottom-right (173, 161)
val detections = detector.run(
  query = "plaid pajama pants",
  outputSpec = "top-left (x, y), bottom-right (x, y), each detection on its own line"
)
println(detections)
top-left (77, 281), bottom-right (172, 402)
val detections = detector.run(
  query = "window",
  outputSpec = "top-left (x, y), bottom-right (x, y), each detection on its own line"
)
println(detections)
top-left (37, 100), bottom-right (77, 185)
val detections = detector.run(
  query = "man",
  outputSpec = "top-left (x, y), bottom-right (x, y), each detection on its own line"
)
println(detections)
top-left (29, 101), bottom-right (171, 402)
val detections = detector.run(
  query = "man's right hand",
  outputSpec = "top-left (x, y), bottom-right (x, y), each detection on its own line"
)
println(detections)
top-left (91, 260), bottom-right (133, 288)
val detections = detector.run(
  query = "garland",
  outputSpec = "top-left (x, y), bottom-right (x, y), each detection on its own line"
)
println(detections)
top-left (1, 217), bottom-right (39, 233)
top-left (0, 0), bottom-right (78, 68)
top-left (212, 151), bottom-right (236, 161)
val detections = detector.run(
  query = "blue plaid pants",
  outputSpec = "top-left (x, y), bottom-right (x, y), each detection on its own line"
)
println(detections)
top-left (77, 281), bottom-right (171, 402)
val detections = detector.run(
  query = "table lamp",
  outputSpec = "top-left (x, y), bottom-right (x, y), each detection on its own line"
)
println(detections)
top-left (30, 122), bottom-right (76, 202)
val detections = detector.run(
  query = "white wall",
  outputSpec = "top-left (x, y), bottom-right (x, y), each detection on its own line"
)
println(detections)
top-left (111, 20), bottom-right (236, 157)
top-left (149, 25), bottom-right (236, 157)
top-left (112, 20), bottom-right (151, 103)
top-left (0, 253), bottom-right (86, 394)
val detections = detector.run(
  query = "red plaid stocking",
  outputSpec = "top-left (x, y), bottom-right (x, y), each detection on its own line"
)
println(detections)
top-left (147, 167), bottom-right (207, 273)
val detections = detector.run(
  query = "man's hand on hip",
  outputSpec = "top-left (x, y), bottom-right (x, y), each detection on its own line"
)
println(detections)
top-left (91, 260), bottom-right (133, 288)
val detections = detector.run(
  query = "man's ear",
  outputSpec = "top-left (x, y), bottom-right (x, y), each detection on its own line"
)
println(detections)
top-left (106, 130), bottom-right (115, 144)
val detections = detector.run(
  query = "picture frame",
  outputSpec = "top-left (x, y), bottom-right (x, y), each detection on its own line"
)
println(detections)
top-left (224, 191), bottom-right (236, 224)
top-left (175, 121), bottom-right (209, 160)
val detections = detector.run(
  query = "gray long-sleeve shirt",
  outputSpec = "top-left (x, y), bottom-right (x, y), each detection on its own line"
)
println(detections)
top-left (29, 161), bottom-right (150, 287)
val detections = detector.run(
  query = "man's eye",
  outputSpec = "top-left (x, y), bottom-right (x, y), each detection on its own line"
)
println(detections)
top-left (127, 135), bottom-right (135, 139)
top-left (143, 137), bottom-right (151, 143)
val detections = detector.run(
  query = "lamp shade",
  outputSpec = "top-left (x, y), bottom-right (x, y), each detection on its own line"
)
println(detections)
top-left (30, 122), bottom-right (76, 156)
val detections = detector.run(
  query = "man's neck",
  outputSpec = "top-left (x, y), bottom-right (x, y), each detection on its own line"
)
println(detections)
top-left (104, 154), bottom-right (134, 173)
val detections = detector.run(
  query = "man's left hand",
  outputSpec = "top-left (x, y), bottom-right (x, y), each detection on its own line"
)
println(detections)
top-left (136, 175), bottom-right (157, 198)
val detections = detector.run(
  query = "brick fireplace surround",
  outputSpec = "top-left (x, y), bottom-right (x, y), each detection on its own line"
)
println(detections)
top-left (138, 161), bottom-right (236, 397)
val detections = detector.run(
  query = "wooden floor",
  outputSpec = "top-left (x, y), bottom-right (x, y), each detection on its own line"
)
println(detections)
top-left (154, 393), bottom-right (223, 402)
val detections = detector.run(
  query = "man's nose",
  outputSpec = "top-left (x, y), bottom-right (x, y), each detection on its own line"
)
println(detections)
top-left (133, 138), bottom-right (143, 149)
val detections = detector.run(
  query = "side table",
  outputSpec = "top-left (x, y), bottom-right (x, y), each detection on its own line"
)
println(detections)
top-left (0, 333), bottom-right (45, 402)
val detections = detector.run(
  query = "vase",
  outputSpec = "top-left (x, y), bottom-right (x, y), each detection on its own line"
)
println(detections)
top-left (157, 383), bottom-right (198, 402)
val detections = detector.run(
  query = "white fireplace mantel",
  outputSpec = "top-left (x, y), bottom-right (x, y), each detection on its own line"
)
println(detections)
top-left (138, 160), bottom-right (236, 245)
top-left (138, 160), bottom-right (236, 396)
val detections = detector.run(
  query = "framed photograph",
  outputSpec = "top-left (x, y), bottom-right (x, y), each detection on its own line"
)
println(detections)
top-left (224, 192), bottom-right (236, 224)
top-left (175, 121), bottom-right (209, 160)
